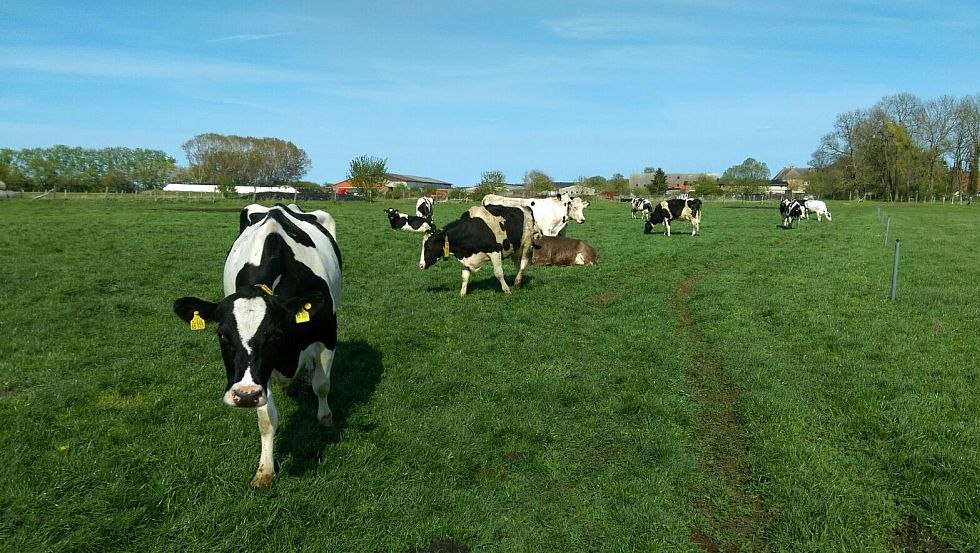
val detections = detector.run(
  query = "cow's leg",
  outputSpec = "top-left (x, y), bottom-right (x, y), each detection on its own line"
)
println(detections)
top-left (309, 342), bottom-right (334, 427)
top-left (512, 249), bottom-right (531, 289)
top-left (460, 267), bottom-right (472, 296)
top-left (489, 252), bottom-right (511, 293)
top-left (664, 219), bottom-right (671, 236)
top-left (252, 392), bottom-right (279, 488)
top-left (692, 213), bottom-right (700, 235)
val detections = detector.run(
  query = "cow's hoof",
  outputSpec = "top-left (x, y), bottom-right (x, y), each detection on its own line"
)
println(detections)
top-left (319, 412), bottom-right (334, 427)
top-left (251, 472), bottom-right (275, 489)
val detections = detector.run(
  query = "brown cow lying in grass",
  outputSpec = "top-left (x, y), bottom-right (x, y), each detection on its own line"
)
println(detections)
top-left (531, 236), bottom-right (598, 266)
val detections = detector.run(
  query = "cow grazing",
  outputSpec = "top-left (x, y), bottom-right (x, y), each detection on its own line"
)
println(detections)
top-left (173, 203), bottom-right (342, 488)
top-left (630, 197), bottom-right (652, 219)
top-left (385, 208), bottom-right (435, 233)
top-left (482, 193), bottom-right (589, 236)
top-left (531, 235), bottom-right (598, 266)
top-left (415, 196), bottom-right (434, 219)
top-left (804, 199), bottom-right (832, 221)
top-left (420, 204), bottom-right (539, 296)
top-left (643, 198), bottom-right (702, 236)
top-left (780, 198), bottom-right (805, 228)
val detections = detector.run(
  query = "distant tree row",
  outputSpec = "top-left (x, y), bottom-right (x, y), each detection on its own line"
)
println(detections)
top-left (0, 146), bottom-right (175, 192)
top-left (811, 93), bottom-right (980, 200)
top-left (181, 133), bottom-right (310, 187)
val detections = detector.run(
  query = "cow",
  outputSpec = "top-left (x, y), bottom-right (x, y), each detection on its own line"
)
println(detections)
top-left (780, 198), bottom-right (805, 228)
top-left (531, 235), bottom-right (598, 266)
top-left (482, 193), bottom-right (589, 236)
top-left (419, 204), bottom-right (539, 296)
top-left (384, 207), bottom-right (435, 233)
top-left (643, 198), bottom-right (702, 236)
top-left (630, 197), bottom-right (652, 219)
top-left (804, 199), bottom-right (832, 221)
top-left (415, 196), bottom-right (434, 219)
top-left (172, 203), bottom-right (342, 488)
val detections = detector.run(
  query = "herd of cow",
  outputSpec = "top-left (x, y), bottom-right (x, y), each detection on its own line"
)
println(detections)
top-left (173, 193), bottom-right (832, 487)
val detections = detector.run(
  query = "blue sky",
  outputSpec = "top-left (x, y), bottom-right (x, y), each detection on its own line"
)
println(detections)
top-left (2, 1), bottom-right (978, 185)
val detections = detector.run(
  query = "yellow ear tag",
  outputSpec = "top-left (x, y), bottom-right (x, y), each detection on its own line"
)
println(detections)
top-left (443, 237), bottom-right (450, 258)
top-left (295, 303), bottom-right (312, 324)
top-left (259, 284), bottom-right (274, 296)
top-left (190, 311), bottom-right (206, 331)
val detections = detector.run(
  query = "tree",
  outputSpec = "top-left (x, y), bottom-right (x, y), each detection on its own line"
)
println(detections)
top-left (645, 167), bottom-right (667, 195)
top-left (182, 133), bottom-right (310, 187)
top-left (347, 155), bottom-right (388, 202)
top-left (605, 173), bottom-right (629, 196)
top-left (472, 170), bottom-right (507, 199)
top-left (523, 170), bottom-right (554, 197)
top-left (579, 175), bottom-right (608, 192)
top-left (692, 173), bottom-right (721, 196)
top-left (722, 158), bottom-right (770, 198)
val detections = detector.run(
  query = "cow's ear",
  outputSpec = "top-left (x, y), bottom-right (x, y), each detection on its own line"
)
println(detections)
top-left (283, 292), bottom-right (327, 322)
top-left (174, 297), bottom-right (219, 323)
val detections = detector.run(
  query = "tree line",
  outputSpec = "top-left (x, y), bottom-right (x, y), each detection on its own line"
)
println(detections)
top-left (0, 146), bottom-right (175, 192)
top-left (181, 133), bottom-right (310, 188)
top-left (811, 93), bottom-right (980, 201)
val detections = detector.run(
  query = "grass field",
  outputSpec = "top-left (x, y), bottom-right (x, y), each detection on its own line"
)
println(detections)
top-left (1, 195), bottom-right (977, 552)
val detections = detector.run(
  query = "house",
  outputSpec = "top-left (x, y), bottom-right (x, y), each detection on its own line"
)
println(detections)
top-left (769, 166), bottom-right (810, 194)
top-left (330, 173), bottom-right (454, 199)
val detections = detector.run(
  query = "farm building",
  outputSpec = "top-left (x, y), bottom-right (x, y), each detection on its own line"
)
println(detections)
top-left (768, 166), bottom-right (810, 194)
top-left (162, 183), bottom-right (299, 195)
top-left (330, 173), bottom-right (453, 199)
top-left (629, 172), bottom-right (718, 196)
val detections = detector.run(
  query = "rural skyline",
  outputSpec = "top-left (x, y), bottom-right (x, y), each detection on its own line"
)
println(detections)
top-left (3, 0), bottom-right (979, 185)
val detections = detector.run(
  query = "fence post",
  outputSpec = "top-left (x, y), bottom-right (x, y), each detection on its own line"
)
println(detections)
top-left (883, 217), bottom-right (891, 245)
top-left (891, 239), bottom-right (901, 301)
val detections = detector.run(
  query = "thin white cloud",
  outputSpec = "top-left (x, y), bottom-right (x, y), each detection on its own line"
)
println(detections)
top-left (544, 15), bottom-right (702, 39)
top-left (0, 46), bottom-right (317, 83)
top-left (207, 32), bottom-right (294, 43)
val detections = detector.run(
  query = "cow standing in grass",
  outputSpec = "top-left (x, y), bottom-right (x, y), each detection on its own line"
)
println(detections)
top-left (643, 198), bottom-right (702, 236)
top-left (482, 193), bottom-right (589, 236)
top-left (173, 203), bottom-right (342, 488)
top-left (420, 204), bottom-right (539, 296)
top-left (780, 198), bottom-right (805, 228)
top-left (630, 197), bottom-right (652, 219)
top-left (804, 199), bottom-right (832, 221)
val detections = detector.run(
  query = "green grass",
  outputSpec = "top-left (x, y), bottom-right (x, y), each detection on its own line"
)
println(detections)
top-left (0, 196), bottom-right (977, 552)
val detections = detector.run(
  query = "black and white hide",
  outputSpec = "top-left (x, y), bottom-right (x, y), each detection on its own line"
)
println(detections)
top-left (643, 198), bottom-right (702, 236)
top-left (173, 203), bottom-right (342, 488)
top-left (779, 198), bottom-right (805, 228)
top-left (385, 208), bottom-right (435, 233)
top-left (419, 204), bottom-right (539, 296)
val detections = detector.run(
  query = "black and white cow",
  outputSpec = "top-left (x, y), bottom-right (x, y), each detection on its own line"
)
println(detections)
top-left (780, 198), bottom-right (805, 228)
top-left (630, 197), bottom-right (652, 219)
top-left (385, 207), bottom-right (435, 233)
top-left (415, 196), bottom-right (434, 219)
top-left (173, 203), bottom-right (342, 488)
top-left (419, 204), bottom-right (539, 296)
top-left (643, 198), bottom-right (702, 236)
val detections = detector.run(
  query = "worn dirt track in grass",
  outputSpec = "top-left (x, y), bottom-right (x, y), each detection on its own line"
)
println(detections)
top-left (891, 517), bottom-right (960, 553)
top-left (673, 262), bottom-right (768, 552)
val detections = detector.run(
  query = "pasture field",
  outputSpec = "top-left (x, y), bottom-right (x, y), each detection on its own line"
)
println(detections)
top-left (0, 196), bottom-right (977, 552)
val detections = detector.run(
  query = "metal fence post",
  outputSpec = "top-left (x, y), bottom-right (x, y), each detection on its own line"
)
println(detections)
top-left (891, 239), bottom-right (901, 301)
top-left (883, 217), bottom-right (891, 246)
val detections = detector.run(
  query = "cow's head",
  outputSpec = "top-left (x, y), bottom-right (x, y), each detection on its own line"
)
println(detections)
top-left (384, 208), bottom-right (399, 223)
top-left (643, 206), bottom-right (667, 233)
top-left (566, 197), bottom-right (590, 224)
top-left (419, 229), bottom-right (448, 269)
top-left (173, 288), bottom-right (327, 409)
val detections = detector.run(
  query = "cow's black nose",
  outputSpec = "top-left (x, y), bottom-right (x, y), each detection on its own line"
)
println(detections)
top-left (232, 387), bottom-right (263, 407)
